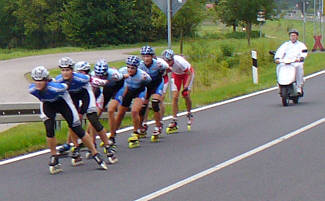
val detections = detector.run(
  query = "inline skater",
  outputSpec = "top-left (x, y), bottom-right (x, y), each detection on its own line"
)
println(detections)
top-left (138, 46), bottom-right (171, 142)
top-left (29, 66), bottom-right (107, 174)
top-left (55, 57), bottom-right (117, 164)
top-left (161, 49), bottom-right (195, 133)
top-left (92, 59), bottom-right (126, 162)
top-left (110, 56), bottom-right (151, 148)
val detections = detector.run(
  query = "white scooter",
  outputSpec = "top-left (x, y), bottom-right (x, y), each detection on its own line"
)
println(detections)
top-left (276, 58), bottom-right (303, 106)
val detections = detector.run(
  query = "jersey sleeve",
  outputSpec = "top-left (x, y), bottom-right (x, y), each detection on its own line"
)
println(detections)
top-left (274, 42), bottom-right (288, 60)
top-left (109, 68), bottom-right (124, 81)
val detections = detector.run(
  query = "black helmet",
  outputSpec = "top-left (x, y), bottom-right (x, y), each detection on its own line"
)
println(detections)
top-left (288, 29), bottom-right (299, 36)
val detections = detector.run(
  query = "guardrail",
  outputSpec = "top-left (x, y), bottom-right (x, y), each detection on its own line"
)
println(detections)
top-left (0, 102), bottom-right (110, 129)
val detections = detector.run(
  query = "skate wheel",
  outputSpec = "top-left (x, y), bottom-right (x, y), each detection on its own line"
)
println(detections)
top-left (49, 165), bottom-right (63, 175)
top-left (100, 161), bottom-right (108, 170)
top-left (99, 142), bottom-right (104, 147)
top-left (187, 125), bottom-right (191, 131)
top-left (71, 158), bottom-right (84, 166)
top-left (85, 152), bottom-right (92, 159)
top-left (108, 156), bottom-right (118, 164)
top-left (128, 142), bottom-right (140, 149)
top-left (151, 136), bottom-right (159, 143)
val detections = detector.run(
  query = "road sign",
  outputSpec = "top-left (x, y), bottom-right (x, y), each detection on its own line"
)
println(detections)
top-left (152, 0), bottom-right (187, 16)
top-left (257, 10), bottom-right (265, 22)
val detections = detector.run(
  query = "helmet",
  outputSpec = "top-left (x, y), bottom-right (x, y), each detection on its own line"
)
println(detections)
top-left (59, 57), bottom-right (74, 68)
top-left (126, 56), bottom-right (140, 67)
top-left (161, 49), bottom-right (174, 61)
top-left (75, 61), bottom-right (90, 72)
top-left (94, 59), bottom-right (109, 76)
top-left (31, 66), bottom-right (49, 81)
top-left (288, 29), bottom-right (299, 36)
top-left (140, 45), bottom-right (155, 55)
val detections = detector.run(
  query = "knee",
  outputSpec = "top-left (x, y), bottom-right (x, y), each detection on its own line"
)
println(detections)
top-left (86, 112), bottom-right (104, 132)
top-left (70, 125), bottom-right (85, 138)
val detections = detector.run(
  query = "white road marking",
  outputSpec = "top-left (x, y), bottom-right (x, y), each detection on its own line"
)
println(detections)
top-left (1, 70), bottom-right (325, 166)
top-left (135, 118), bottom-right (325, 201)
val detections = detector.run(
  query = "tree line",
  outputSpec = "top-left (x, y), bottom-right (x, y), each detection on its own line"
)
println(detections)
top-left (0, 0), bottom-right (205, 49)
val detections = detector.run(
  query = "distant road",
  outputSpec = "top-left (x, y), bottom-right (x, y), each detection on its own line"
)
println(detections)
top-left (0, 48), bottom-right (137, 103)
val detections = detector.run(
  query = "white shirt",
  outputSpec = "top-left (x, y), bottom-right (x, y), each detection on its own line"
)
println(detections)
top-left (171, 55), bottom-right (191, 75)
top-left (274, 40), bottom-right (308, 61)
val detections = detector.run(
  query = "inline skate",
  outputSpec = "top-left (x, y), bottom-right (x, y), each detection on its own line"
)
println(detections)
top-left (93, 153), bottom-right (108, 170)
top-left (49, 155), bottom-right (63, 175)
top-left (104, 137), bottom-right (118, 164)
top-left (151, 125), bottom-right (163, 142)
top-left (138, 123), bottom-right (148, 138)
top-left (128, 132), bottom-right (140, 148)
top-left (186, 112), bottom-right (193, 131)
top-left (166, 119), bottom-right (178, 134)
top-left (58, 143), bottom-right (71, 155)
top-left (71, 146), bottom-right (83, 166)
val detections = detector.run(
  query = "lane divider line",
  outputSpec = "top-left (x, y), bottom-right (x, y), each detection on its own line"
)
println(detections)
top-left (1, 70), bottom-right (325, 166)
top-left (135, 117), bottom-right (325, 201)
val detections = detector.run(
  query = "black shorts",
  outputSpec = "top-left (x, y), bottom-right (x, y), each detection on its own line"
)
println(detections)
top-left (70, 86), bottom-right (97, 115)
top-left (41, 95), bottom-right (83, 137)
top-left (102, 80), bottom-right (124, 108)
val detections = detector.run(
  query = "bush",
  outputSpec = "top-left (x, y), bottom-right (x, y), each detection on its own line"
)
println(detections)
top-left (225, 31), bottom-right (264, 39)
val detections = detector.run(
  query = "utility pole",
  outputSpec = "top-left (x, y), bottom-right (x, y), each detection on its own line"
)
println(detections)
top-left (167, 0), bottom-right (172, 49)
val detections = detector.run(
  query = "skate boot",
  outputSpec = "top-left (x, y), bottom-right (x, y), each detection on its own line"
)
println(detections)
top-left (58, 143), bottom-right (71, 155)
top-left (85, 150), bottom-right (92, 159)
top-left (93, 153), bottom-right (108, 170)
top-left (166, 119), bottom-right (178, 134)
top-left (128, 132), bottom-right (140, 149)
top-left (151, 126), bottom-right (162, 142)
top-left (49, 155), bottom-right (63, 175)
top-left (71, 147), bottom-right (83, 166)
top-left (103, 137), bottom-right (118, 164)
top-left (85, 143), bottom-right (97, 159)
top-left (186, 112), bottom-right (194, 131)
top-left (138, 123), bottom-right (148, 138)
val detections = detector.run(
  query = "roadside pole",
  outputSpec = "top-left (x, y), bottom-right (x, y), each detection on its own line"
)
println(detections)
top-left (251, 51), bottom-right (258, 84)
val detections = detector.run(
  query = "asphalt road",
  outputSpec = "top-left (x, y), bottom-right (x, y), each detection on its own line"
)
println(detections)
top-left (0, 48), bottom-right (137, 132)
top-left (0, 48), bottom-right (137, 103)
top-left (1, 70), bottom-right (325, 201)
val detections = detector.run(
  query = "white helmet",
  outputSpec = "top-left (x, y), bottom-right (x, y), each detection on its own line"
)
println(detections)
top-left (161, 49), bottom-right (174, 61)
top-left (59, 57), bottom-right (74, 68)
top-left (31, 66), bottom-right (49, 81)
top-left (75, 61), bottom-right (91, 72)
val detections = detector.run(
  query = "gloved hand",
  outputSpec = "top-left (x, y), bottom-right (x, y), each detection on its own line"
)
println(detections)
top-left (182, 87), bottom-right (189, 97)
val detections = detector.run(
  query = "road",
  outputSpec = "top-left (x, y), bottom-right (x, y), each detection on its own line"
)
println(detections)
top-left (0, 48), bottom-right (137, 103)
top-left (1, 70), bottom-right (325, 201)
top-left (0, 48), bottom-right (137, 132)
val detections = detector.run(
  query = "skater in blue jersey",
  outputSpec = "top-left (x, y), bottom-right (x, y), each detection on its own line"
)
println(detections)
top-left (56, 57), bottom-right (117, 164)
top-left (110, 56), bottom-right (151, 148)
top-left (29, 66), bottom-right (107, 174)
top-left (138, 46), bottom-right (171, 142)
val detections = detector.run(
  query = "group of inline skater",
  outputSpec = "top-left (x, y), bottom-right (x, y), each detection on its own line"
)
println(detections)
top-left (28, 46), bottom-right (195, 174)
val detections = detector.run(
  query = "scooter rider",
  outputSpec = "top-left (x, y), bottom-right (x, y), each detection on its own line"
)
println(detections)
top-left (274, 29), bottom-right (308, 94)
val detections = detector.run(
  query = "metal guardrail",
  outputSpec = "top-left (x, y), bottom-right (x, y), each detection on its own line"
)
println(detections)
top-left (0, 102), bottom-right (109, 124)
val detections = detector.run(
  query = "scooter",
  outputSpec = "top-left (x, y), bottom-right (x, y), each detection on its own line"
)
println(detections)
top-left (276, 57), bottom-right (303, 106)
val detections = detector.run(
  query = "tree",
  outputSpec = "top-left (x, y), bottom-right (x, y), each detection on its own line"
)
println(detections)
top-left (61, 0), bottom-right (156, 46)
top-left (0, 0), bottom-right (25, 48)
top-left (216, 0), bottom-right (276, 45)
top-left (215, 0), bottom-right (238, 32)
